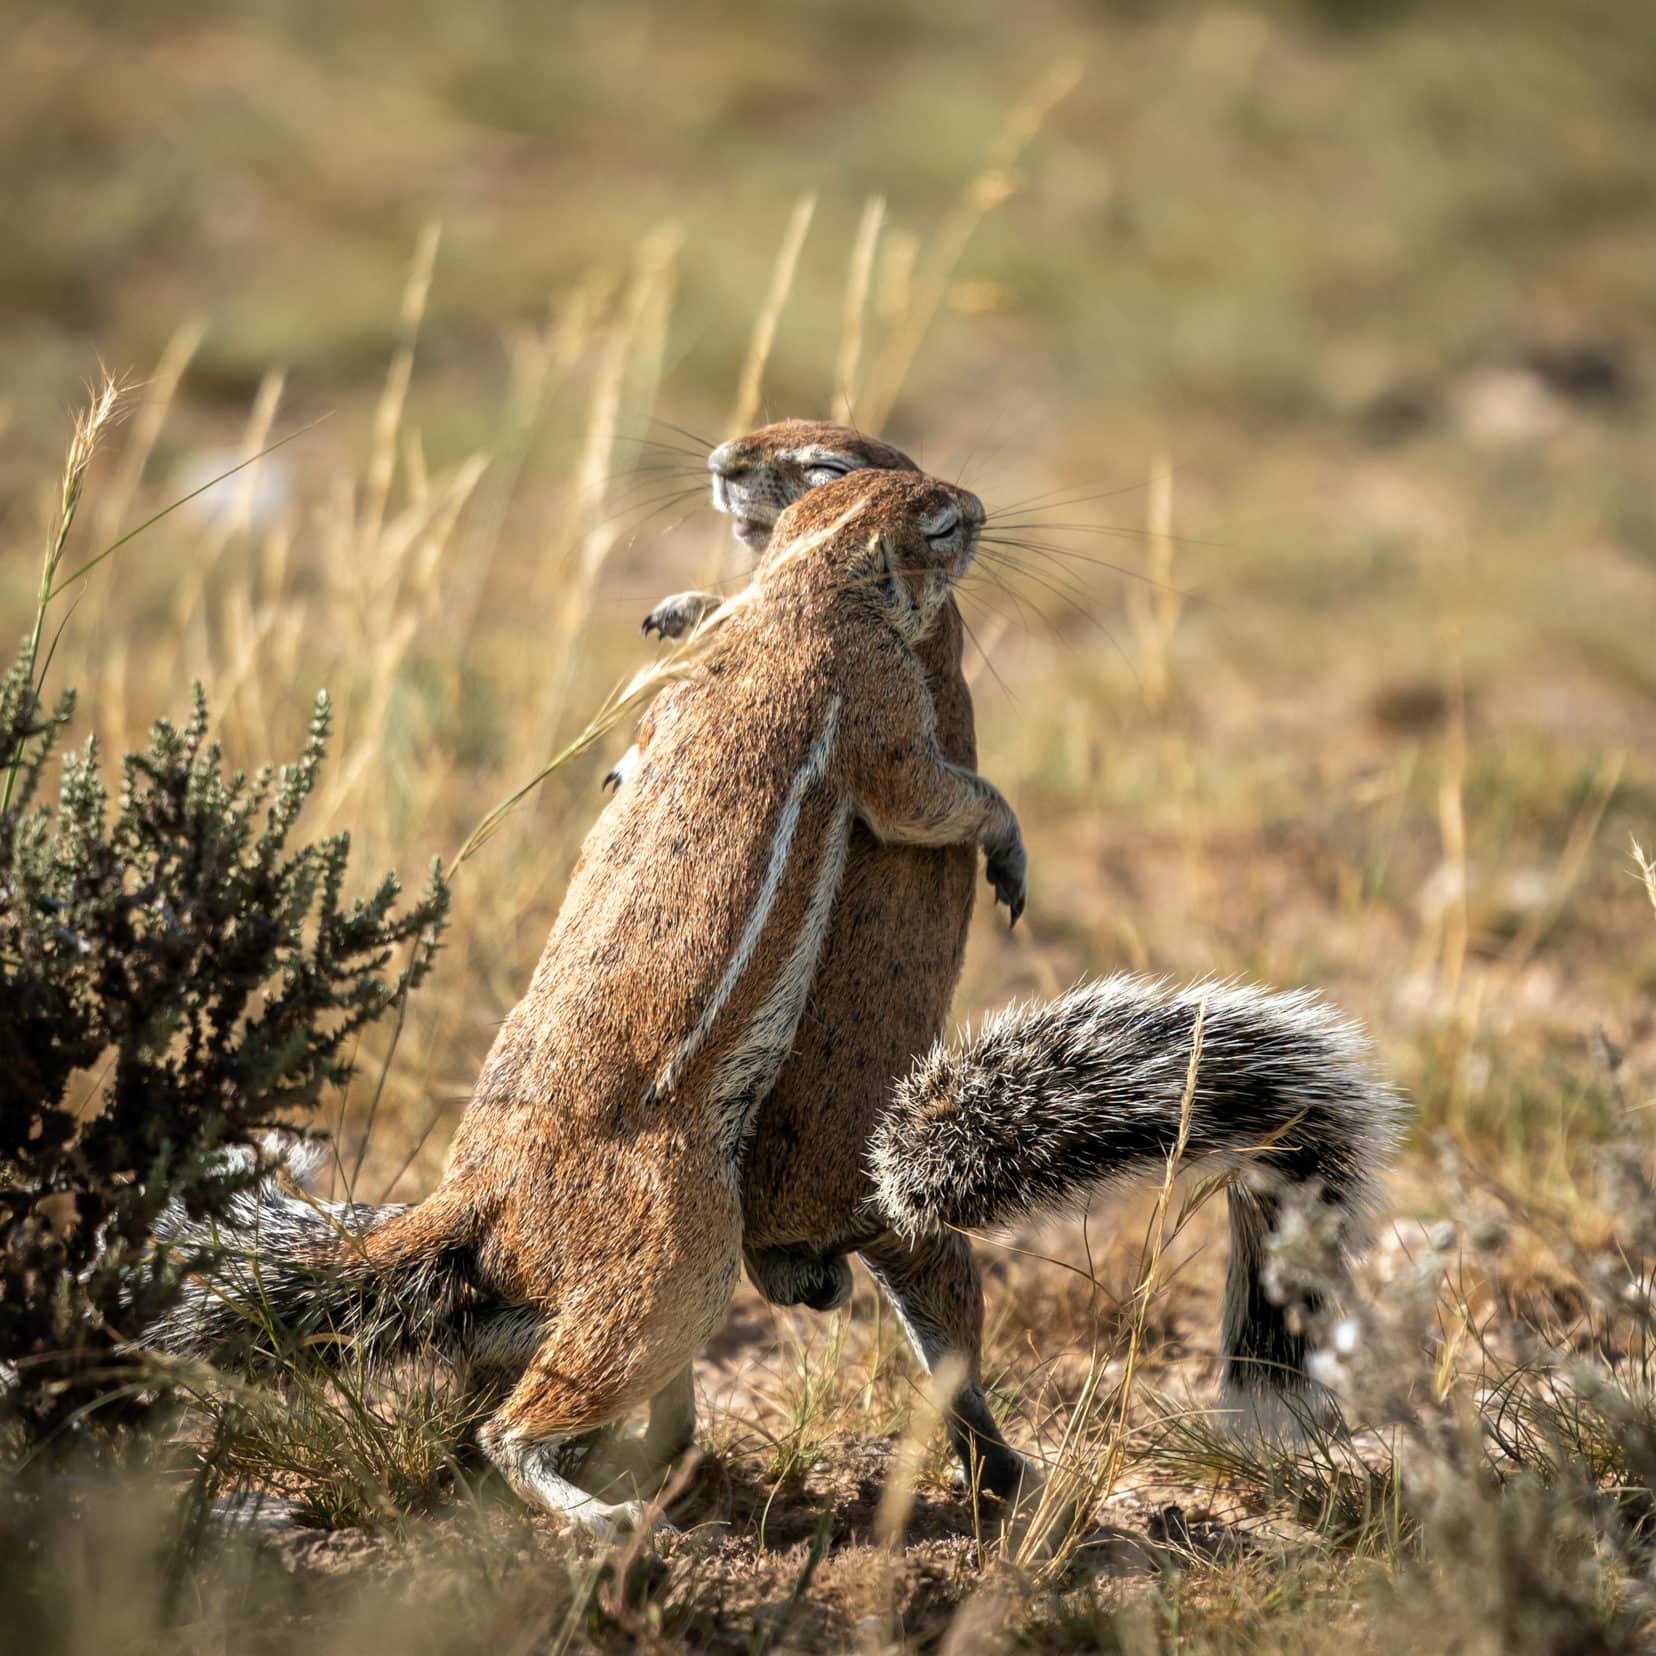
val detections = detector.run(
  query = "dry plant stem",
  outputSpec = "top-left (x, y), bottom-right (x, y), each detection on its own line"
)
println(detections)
top-left (231, 372), bottom-right (286, 535)
top-left (701, 196), bottom-right (818, 592)
top-left (364, 222), bottom-right (441, 551)
top-left (90, 322), bottom-right (204, 551)
top-left (316, 455), bottom-right (490, 824)
top-left (862, 60), bottom-right (1079, 429)
top-left (1110, 997), bottom-right (1205, 1472)
top-left (530, 228), bottom-right (682, 748)
top-left (1019, 997), bottom-right (1207, 1574)
top-left (170, 371), bottom-right (286, 662)
top-left (727, 193), bottom-right (817, 441)
top-left (832, 195), bottom-right (886, 427)
top-left (1634, 836), bottom-right (1656, 916)
top-left (447, 664), bottom-right (671, 875)
top-left (450, 276), bottom-right (605, 651)
top-left (3, 376), bottom-right (122, 812)
top-left (46, 418), bottom-right (329, 605)
top-left (319, 227), bottom-right (439, 781)
top-left (874, 1355), bottom-right (966, 1551)
top-left (1496, 748), bottom-right (1624, 973)
top-left (877, 229), bottom-right (920, 338)
top-left (1436, 649), bottom-right (1470, 1008)
top-left (450, 568), bottom-right (740, 872)
top-left (1127, 454), bottom-right (1180, 710)
top-left (572, 227), bottom-right (682, 604)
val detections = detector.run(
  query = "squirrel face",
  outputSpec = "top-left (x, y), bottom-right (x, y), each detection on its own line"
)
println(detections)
top-left (708, 419), bottom-right (920, 553)
top-left (759, 469), bottom-right (984, 646)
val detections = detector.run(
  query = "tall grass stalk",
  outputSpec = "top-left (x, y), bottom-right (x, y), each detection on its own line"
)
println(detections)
top-left (727, 193), bottom-right (817, 442)
top-left (832, 195), bottom-right (885, 427)
top-left (1634, 836), bottom-right (1656, 915)
top-left (1126, 454), bottom-right (1180, 711)
top-left (861, 60), bottom-right (1080, 430)
top-left (365, 221), bottom-right (441, 549)
top-left (1013, 999), bottom-right (1207, 1575)
top-left (3, 377), bottom-right (122, 806)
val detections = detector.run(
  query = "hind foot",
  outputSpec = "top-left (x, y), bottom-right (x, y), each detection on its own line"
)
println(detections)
top-left (483, 1425), bottom-right (662, 1538)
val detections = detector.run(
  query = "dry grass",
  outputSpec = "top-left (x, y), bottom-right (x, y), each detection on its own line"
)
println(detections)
top-left (6, 0), bottom-right (1656, 1649)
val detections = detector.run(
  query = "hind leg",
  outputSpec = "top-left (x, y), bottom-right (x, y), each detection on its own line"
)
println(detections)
top-left (579, 1357), bottom-right (695, 1490)
top-left (1221, 1185), bottom-right (1340, 1440)
top-left (523, 1363), bottom-right (698, 1505)
top-left (858, 1229), bottom-right (1026, 1501)
top-left (641, 1363), bottom-right (697, 1466)
top-left (478, 1338), bottom-right (681, 1534)
top-left (482, 1430), bottom-right (648, 1534)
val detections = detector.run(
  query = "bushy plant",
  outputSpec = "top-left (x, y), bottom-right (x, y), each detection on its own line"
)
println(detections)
top-left (0, 642), bottom-right (448, 1445)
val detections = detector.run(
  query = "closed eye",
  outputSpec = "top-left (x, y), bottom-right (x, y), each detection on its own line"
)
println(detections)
top-left (801, 455), bottom-right (857, 487)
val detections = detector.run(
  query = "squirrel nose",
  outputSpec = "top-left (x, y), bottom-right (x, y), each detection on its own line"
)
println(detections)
top-left (708, 442), bottom-right (749, 480)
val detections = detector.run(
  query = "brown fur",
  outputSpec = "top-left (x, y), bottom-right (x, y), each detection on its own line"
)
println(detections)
top-left (637, 422), bottom-right (1024, 1496)
top-left (369, 468), bottom-right (1021, 1526)
top-left (710, 419), bottom-right (922, 553)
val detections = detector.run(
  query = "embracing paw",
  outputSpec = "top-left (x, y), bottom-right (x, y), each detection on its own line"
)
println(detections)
top-left (641, 591), bottom-right (720, 641)
top-left (985, 834), bottom-right (1027, 927)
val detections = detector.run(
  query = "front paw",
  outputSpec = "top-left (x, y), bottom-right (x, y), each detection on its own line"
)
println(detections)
top-left (984, 833), bottom-right (1027, 927)
top-left (641, 591), bottom-right (718, 641)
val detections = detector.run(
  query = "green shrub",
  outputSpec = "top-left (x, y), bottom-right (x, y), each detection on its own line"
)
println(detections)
top-left (0, 642), bottom-right (448, 1446)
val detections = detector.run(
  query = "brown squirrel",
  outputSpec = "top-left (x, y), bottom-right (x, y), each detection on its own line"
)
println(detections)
top-left (155, 446), bottom-right (1405, 1530)
top-left (630, 422), bottom-right (1404, 1485)
top-left (153, 467), bottom-right (1026, 1532)
top-left (632, 419), bottom-right (1024, 1498)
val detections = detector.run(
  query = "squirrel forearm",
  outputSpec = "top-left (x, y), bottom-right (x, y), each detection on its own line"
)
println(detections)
top-left (852, 749), bottom-right (1026, 924)
top-left (856, 756), bottom-right (1015, 852)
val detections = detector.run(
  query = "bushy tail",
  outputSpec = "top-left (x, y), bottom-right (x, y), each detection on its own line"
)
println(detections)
top-left (148, 1138), bottom-right (476, 1373)
top-left (870, 976), bottom-right (1405, 1417)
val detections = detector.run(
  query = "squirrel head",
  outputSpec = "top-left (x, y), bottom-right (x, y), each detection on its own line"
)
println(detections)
top-left (761, 470), bottom-right (984, 646)
top-left (708, 420), bottom-right (919, 554)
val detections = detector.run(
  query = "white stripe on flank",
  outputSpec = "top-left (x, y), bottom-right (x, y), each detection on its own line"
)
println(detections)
top-left (654, 693), bottom-right (844, 1099)
top-left (711, 798), bottom-right (853, 1160)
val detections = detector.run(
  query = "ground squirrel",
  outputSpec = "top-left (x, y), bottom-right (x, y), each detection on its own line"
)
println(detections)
top-left (153, 468), bottom-right (1025, 1532)
top-left (154, 451), bottom-right (1406, 1530)
top-left (634, 419), bottom-right (1024, 1497)
top-left (636, 423), bottom-right (1404, 1469)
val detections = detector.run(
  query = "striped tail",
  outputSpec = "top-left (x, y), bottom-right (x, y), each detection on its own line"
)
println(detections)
top-left (869, 976), bottom-right (1405, 1420)
top-left (147, 1137), bottom-right (476, 1373)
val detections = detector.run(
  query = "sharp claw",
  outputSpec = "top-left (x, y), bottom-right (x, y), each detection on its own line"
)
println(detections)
top-left (602, 770), bottom-right (621, 793)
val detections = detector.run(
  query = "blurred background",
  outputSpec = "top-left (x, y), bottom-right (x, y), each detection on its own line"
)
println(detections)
top-left (9, 7), bottom-right (1656, 1644)
top-left (3, 0), bottom-right (1654, 1197)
